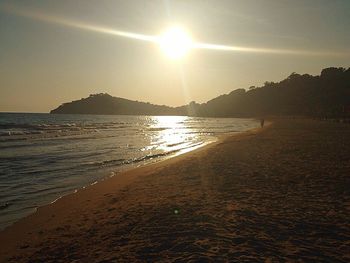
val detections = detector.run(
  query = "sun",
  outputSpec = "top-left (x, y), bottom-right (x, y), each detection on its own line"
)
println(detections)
top-left (159, 27), bottom-right (193, 59)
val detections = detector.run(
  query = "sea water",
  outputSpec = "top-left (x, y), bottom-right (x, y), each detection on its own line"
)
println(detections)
top-left (0, 113), bottom-right (259, 230)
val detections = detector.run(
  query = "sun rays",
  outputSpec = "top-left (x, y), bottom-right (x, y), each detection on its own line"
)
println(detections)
top-left (1, 3), bottom-right (349, 59)
top-left (159, 27), bottom-right (193, 59)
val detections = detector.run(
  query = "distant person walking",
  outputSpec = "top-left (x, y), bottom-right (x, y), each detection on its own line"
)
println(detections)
top-left (260, 118), bottom-right (265, 128)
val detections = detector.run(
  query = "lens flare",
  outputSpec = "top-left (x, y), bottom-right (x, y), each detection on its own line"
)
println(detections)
top-left (1, 3), bottom-right (349, 59)
top-left (159, 27), bottom-right (193, 59)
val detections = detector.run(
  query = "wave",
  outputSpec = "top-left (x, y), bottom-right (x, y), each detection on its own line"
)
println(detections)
top-left (147, 127), bottom-right (168, 131)
top-left (87, 158), bottom-right (126, 167)
top-left (88, 147), bottom-right (188, 168)
top-left (131, 150), bottom-right (179, 163)
top-left (0, 122), bottom-right (135, 135)
top-left (166, 142), bottom-right (184, 147)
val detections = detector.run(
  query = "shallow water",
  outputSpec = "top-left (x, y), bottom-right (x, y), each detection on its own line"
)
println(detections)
top-left (0, 113), bottom-right (259, 229)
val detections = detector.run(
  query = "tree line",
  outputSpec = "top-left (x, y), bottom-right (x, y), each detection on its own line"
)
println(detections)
top-left (51, 67), bottom-right (350, 119)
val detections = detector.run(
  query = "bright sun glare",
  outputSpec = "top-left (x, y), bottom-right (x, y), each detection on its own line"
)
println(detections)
top-left (159, 27), bottom-right (193, 60)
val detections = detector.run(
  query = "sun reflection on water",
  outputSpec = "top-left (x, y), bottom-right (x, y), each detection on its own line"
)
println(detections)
top-left (147, 116), bottom-right (202, 154)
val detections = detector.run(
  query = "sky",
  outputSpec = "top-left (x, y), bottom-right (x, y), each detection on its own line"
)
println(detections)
top-left (0, 0), bottom-right (349, 113)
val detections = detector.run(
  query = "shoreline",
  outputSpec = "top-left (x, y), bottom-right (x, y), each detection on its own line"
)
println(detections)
top-left (0, 124), bottom-right (263, 230)
top-left (1, 118), bottom-right (348, 262)
top-left (0, 125), bottom-right (264, 260)
top-left (4, 120), bottom-right (263, 232)
top-left (0, 116), bottom-right (260, 232)
top-left (0, 129), bottom-right (227, 231)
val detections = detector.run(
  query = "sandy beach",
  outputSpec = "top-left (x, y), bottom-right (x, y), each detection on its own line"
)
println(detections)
top-left (0, 118), bottom-right (349, 262)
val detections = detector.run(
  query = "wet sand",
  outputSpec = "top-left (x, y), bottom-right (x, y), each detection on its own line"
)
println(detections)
top-left (0, 118), bottom-right (349, 262)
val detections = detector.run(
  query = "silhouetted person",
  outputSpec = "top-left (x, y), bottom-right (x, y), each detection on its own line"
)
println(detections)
top-left (260, 118), bottom-right (265, 128)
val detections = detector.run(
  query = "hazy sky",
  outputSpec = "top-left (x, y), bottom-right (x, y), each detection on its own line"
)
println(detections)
top-left (1, 0), bottom-right (349, 112)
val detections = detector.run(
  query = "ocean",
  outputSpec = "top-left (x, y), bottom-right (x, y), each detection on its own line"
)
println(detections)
top-left (0, 113), bottom-right (259, 230)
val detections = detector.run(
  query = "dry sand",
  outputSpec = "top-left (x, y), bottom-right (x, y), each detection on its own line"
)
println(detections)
top-left (0, 119), bottom-right (349, 262)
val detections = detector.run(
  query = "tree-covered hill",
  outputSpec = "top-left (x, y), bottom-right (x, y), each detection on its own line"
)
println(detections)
top-left (51, 67), bottom-right (350, 118)
top-left (185, 67), bottom-right (350, 118)
top-left (50, 93), bottom-right (183, 115)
